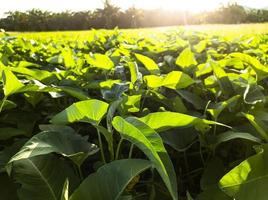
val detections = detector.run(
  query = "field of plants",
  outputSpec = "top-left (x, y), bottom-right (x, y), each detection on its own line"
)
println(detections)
top-left (0, 25), bottom-right (268, 200)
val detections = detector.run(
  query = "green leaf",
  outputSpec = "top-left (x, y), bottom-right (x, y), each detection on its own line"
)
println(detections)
top-left (2, 69), bottom-right (24, 96)
top-left (230, 53), bottom-right (268, 81)
top-left (242, 112), bottom-right (268, 142)
top-left (177, 90), bottom-right (206, 110)
top-left (215, 131), bottom-right (262, 147)
top-left (62, 49), bottom-right (75, 68)
top-left (7, 130), bottom-right (99, 172)
top-left (127, 61), bottom-right (142, 85)
top-left (243, 84), bottom-right (265, 105)
top-left (70, 159), bottom-right (152, 200)
top-left (194, 40), bottom-right (207, 53)
top-left (112, 117), bottom-right (178, 200)
top-left (207, 95), bottom-right (240, 119)
top-left (85, 53), bottom-right (114, 70)
top-left (219, 144), bottom-right (268, 200)
top-left (212, 62), bottom-right (234, 96)
top-left (138, 111), bottom-right (213, 133)
top-left (50, 99), bottom-right (109, 125)
top-left (144, 71), bottom-right (194, 89)
top-left (135, 53), bottom-right (160, 75)
top-left (10, 67), bottom-right (53, 81)
top-left (58, 86), bottom-right (90, 101)
top-left (120, 94), bottom-right (141, 113)
top-left (176, 47), bottom-right (197, 68)
top-left (12, 154), bottom-right (80, 200)
top-left (160, 127), bottom-right (197, 152)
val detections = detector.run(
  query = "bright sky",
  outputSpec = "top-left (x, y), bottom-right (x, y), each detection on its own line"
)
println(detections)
top-left (1, 0), bottom-right (267, 16)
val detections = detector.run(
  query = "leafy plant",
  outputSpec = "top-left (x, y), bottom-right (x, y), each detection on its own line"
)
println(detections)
top-left (0, 28), bottom-right (268, 200)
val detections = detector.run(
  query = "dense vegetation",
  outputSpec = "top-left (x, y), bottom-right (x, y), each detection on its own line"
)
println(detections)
top-left (1, 27), bottom-right (268, 200)
top-left (1, 2), bottom-right (268, 31)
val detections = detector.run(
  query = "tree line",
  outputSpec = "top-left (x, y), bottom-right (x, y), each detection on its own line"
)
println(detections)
top-left (0, 1), bottom-right (268, 31)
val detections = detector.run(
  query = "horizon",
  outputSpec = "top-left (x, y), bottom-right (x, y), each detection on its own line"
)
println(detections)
top-left (0, 0), bottom-right (267, 17)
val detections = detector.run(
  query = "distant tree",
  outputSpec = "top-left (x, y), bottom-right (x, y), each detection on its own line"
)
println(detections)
top-left (0, 2), bottom-right (268, 31)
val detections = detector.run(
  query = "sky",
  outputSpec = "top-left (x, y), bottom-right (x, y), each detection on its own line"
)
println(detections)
top-left (0, 0), bottom-right (267, 16)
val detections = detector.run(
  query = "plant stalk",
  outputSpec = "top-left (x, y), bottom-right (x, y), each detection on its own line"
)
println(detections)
top-left (97, 129), bottom-right (106, 163)
top-left (115, 138), bottom-right (123, 160)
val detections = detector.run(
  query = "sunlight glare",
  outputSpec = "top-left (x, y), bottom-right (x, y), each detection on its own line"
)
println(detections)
top-left (116, 0), bottom-right (224, 13)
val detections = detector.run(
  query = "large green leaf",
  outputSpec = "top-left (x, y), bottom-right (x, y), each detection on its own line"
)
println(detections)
top-left (144, 71), bottom-right (194, 89)
top-left (7, 130), bottom-right (99, 171)
top-left (135, 53), bottom-right (160, 75)
top-left (70, 159), bottom-right (152, 200)
top-left (112, 117), bottom-right (178, 200)
top-left (85, 53), bottom-right (114, 70)
top-left (11, 154), bottom-right (80, 200)
top-left (219, 144), bottom-right (268, 200)
top-left (176, 47), bottom-right (197, 68)
top-left (50, 99), bottom-right (109, 125)
top-left (138, 111), bottom-right (219, 133)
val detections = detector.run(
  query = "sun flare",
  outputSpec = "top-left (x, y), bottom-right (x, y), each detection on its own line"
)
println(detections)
top-left (116, 0), bottom-right (224, 12)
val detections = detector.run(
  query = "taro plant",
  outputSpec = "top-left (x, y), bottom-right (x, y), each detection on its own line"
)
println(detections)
top-left (0, 28), bottom-right (268, 200)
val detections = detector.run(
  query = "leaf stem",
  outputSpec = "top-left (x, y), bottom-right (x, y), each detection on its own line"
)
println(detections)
top-left (97, 129), bottom-right (106, 163)
top-left (0, 96), bottom-right (7, 113)
top-left (128, 144), bottom-right (134, 158)
top-left (78, 166), bottom-right (84, 181)
top-left (115, 138), bottom-right (123, 160)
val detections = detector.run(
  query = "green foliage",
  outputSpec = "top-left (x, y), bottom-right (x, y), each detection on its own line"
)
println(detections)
top-left (0, 27), bottom-right (268, 200)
